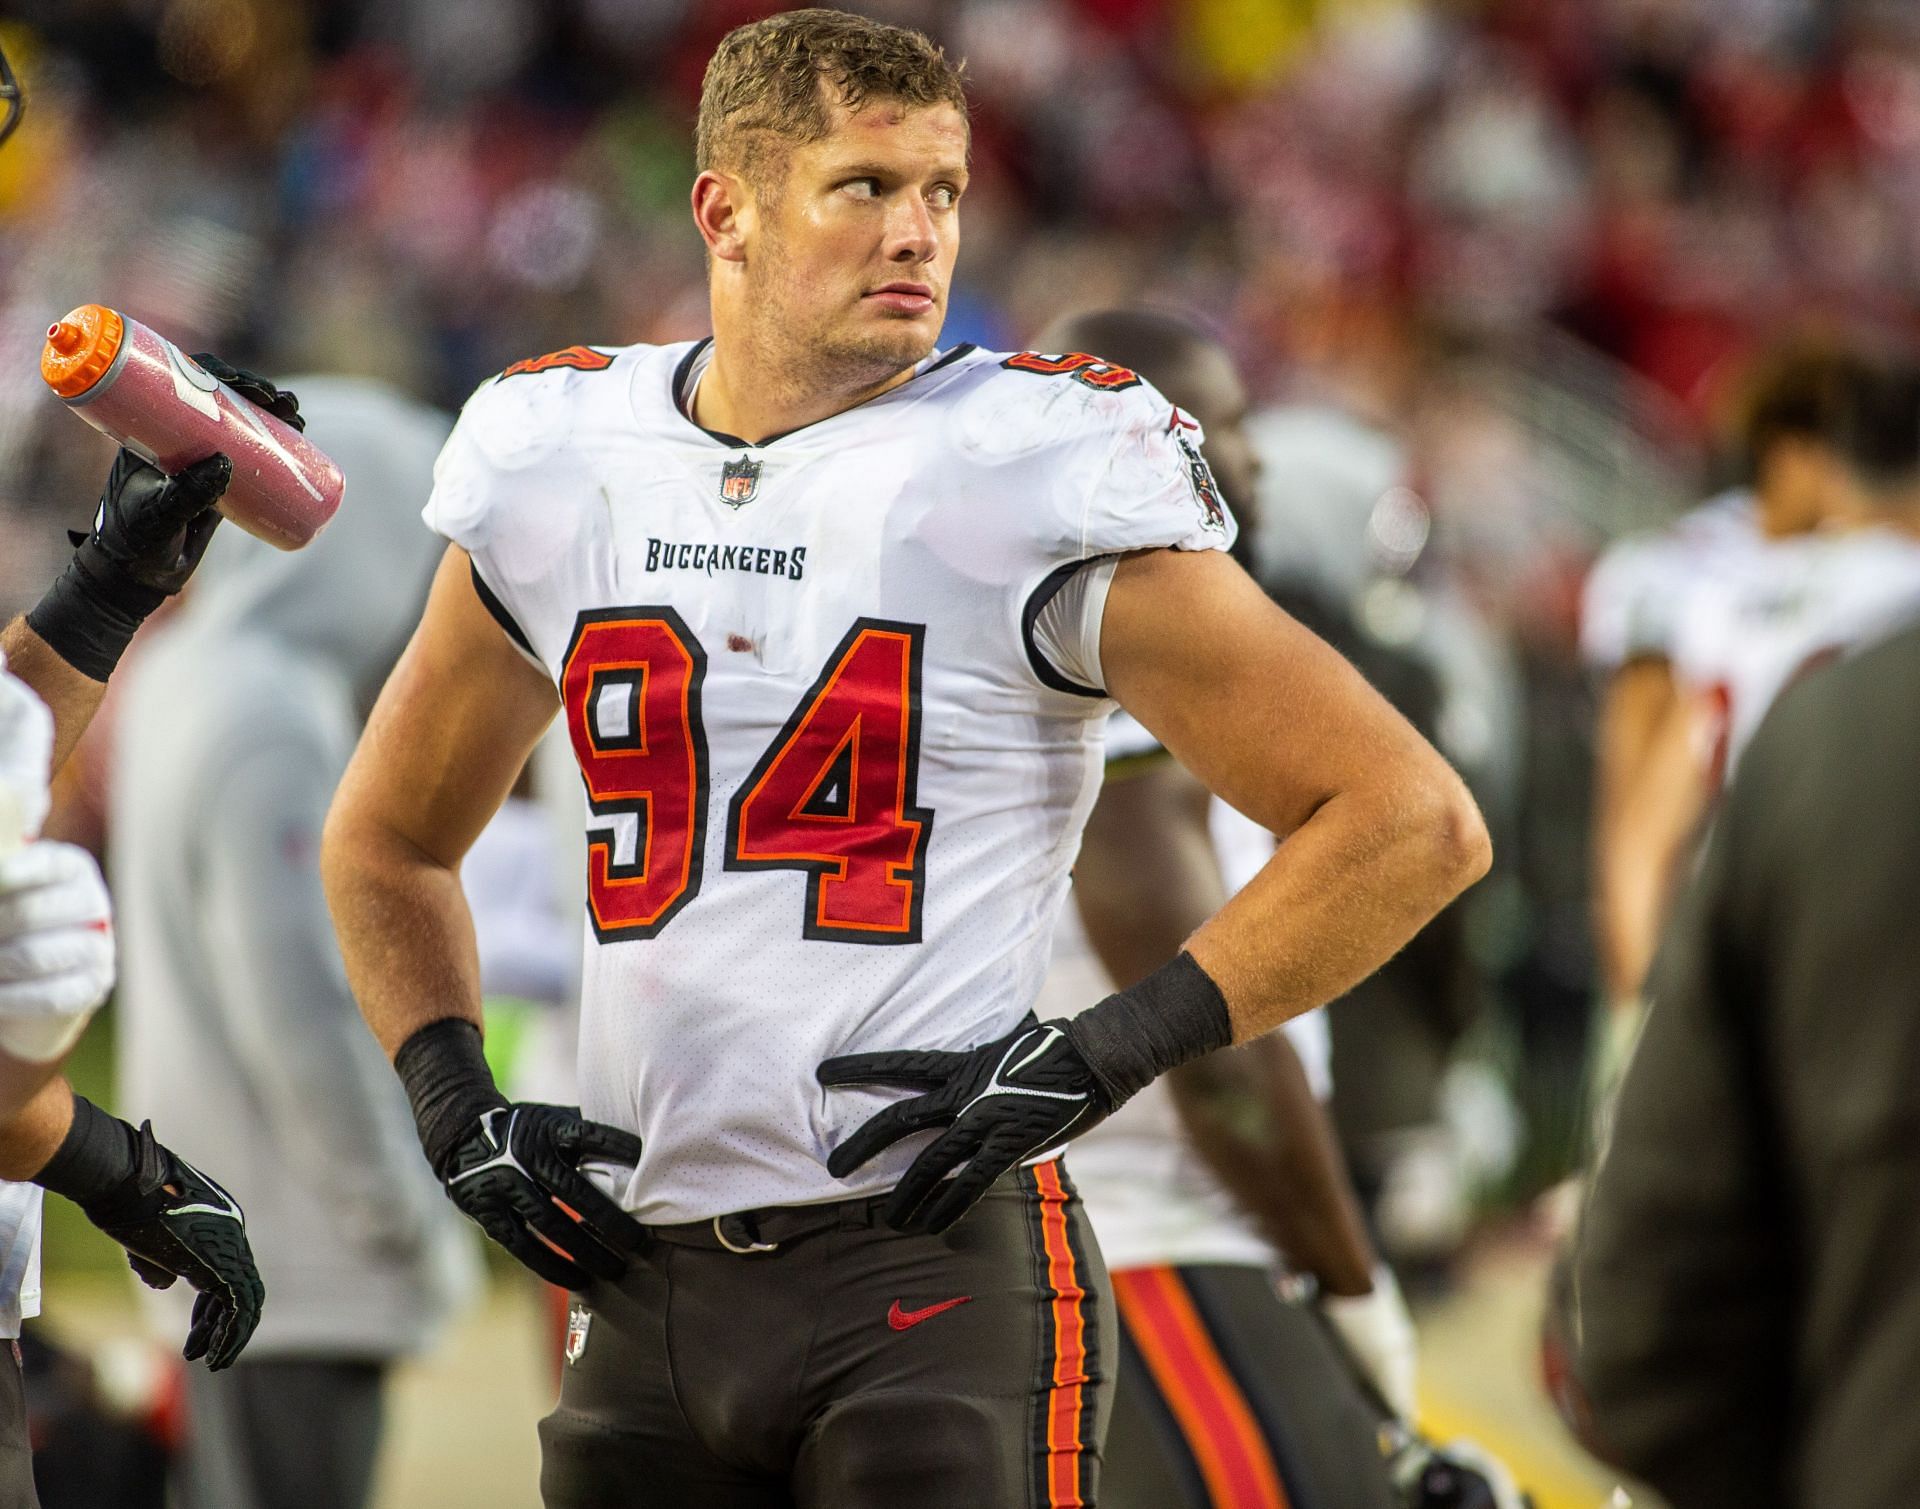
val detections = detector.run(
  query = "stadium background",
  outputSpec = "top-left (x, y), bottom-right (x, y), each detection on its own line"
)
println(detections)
top-left (3, 0), bottom-right (1915, 1503)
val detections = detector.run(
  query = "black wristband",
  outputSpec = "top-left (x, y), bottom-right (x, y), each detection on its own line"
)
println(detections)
top-left (25, 543), bottom-right (166, 682)
top-left (1062, 951), bottom-right (1234, 1110)
top-left (34, 1094), bottom-right (141, 1206)
top-left (394, 1018), bottom-right (508, 1177)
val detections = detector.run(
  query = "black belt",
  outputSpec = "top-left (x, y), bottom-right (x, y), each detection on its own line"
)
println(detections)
top-left (644, 1192), bottom-right (894, 1257)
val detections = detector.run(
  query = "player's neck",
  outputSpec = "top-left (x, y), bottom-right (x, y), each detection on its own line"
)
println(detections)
top-left (691, 329), bottom-right (923, 445)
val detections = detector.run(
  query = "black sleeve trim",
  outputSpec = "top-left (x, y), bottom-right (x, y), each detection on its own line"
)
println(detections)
top-left (923, 342), bottom-right (977, 375)
top-left (1021, 558), bottom-right (1113, 699)
top-left (469, 560), bottom-right (536, 661)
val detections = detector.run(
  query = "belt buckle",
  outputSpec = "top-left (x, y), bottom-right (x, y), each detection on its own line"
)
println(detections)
top-left (712, 1212), bottom-right (779, 1255)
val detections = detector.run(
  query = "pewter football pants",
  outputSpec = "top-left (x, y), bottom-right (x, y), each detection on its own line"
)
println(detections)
top-left (0, 1341), bottom-right (35, 1509)
top-left (1105, 1265), bottom-right (1401, 1509)
top-left (539, 1163), bottom-right (1113, 1508)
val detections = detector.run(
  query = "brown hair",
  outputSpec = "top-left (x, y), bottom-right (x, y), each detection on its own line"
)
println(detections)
top-left (695, 8), bottom-right (968, 187)
top-left (1736, 338), bottom-right (1863, 472)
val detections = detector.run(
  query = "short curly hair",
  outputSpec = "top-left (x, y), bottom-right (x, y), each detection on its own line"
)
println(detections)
top-left (696, 8), bottom-right (969, 189)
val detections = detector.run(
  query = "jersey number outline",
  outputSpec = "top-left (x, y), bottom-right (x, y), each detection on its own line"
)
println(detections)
top-left (725, 620), bottom-right (934, 944)
top-left (562, 608), bottom-right (710, 941)
top-left (561, 611), bottom-right (933, 944)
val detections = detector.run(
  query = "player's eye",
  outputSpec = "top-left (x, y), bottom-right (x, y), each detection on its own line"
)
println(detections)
top-left (842, 177), bottom-right (881, 199)
top-left (928, 183), bottom-right (960, 210)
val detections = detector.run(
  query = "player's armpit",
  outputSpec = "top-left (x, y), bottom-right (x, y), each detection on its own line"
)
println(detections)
top-left (1099, 548), bottom-right (1490, 1041)
top-left (322, 545), bottom-right (558, 1058)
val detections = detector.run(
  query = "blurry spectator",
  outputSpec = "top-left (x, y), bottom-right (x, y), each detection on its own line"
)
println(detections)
top-left (109, 378), bottom-right (476, 1509)
top-left (1577, 358), bottom-right (1920, 1509)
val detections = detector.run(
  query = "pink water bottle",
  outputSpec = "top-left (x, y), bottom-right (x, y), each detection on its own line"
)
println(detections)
top-left (40, 304), bottom-right (344, 550)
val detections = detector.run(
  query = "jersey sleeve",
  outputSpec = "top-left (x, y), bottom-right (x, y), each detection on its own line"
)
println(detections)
top-left (1581, 535), bottom-right (1685, 670)
top-left (1007, 368), bottom-right (1239, 696)
top-left (421, 372), bottom-right (578, 673)
top-left (1077, 385), bottom-right (1237, 560)
top-left (0, 665), bottom-right (53, 841)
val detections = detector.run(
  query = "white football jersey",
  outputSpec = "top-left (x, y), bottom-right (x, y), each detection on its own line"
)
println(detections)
top-left (0, 664), bottom-right (49, 1339)
top-left (1580, 489), bottom-right (1761, 671)
top-left (425, 339), bottom-right (1235, 1222)
top-left (1040, 710), bottom-right (1328, 1273)
top-left (1672, 526), bottom-right (1920, 781)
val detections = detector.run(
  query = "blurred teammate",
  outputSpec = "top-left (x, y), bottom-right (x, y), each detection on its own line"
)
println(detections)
top-left (112, 379), bottom-right (476, 1509)
top-left (1591, 346), bottom-right (1920, 1041)
top-left (0, 338), bottom-right (292, 1499)
top-left (323, 12), bottom-right (1487, 1504)
top-left (1577, 354), bottom-right (1920, 1509)
top-left (1581, 344), bottom-right (1853, 1028)
top-left (1030, 309), bottom-right (1406, 1509)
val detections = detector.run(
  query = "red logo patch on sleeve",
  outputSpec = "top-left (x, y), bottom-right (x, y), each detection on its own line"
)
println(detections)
top-left (500, 345), bottom-right (614, 380)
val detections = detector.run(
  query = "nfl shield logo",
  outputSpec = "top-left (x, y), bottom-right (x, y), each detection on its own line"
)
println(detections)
top-left (565, 1302), bottom-right (592, 1365)
top-left (720, 455), bottom-right (762, 508)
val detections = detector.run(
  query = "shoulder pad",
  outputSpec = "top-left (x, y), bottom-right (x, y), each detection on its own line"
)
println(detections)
top-left (948, 349), bottom-right (1182, 464)
top-left (458, 345), bottom-right (629, 471)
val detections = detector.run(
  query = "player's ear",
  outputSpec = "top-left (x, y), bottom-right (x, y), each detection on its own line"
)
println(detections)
top-left (692, 170), bottom-right (751, 264)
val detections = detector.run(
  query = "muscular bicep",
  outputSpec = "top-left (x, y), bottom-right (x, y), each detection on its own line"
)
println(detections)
top-left (1099, 549), bottom-right (1444, 836)
top-left (333, 545), bottom-right (558, 868)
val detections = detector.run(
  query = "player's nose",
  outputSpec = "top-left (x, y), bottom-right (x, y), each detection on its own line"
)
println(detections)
top-left (882, 194), bottom-right (938, 263)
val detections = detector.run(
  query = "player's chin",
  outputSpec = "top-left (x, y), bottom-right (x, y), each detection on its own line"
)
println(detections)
top-left (841, 316), bottom-right (942, 372)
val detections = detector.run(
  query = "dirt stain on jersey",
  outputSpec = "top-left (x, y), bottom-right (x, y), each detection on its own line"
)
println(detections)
top-left (726, 633), bottom-right (755, 654)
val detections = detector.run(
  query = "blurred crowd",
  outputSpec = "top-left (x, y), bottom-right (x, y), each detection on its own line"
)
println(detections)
top-left (4, 0), bottom-right (1920, 1251)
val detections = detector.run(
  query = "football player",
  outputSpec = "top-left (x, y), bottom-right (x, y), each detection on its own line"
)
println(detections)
top-left (1581, 343), bottom-right (1855, 1029)
top-left (1030, 308), bottom-right (1413, 1509)
top-left (322, 12), bottom-right (1489, 1505)
top-left (1668, 353), bottom-right (1920, 781)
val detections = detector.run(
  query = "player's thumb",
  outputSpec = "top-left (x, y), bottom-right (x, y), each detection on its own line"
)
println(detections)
top-left (164, 453), bottom-right (233, 517)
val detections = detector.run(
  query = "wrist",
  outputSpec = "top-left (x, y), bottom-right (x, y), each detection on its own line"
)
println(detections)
top-left (1062, 951), bottom-right (1233, 1110)
top-left (25, 544), bottom-right (166, 682)
top-left (394, 1018), bottom-right (507, 1177)
top-left (32, 1094), bottom-right (140, 1207)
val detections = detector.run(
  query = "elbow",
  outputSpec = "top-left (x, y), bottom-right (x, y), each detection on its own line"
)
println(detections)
top-left (319, 785), bottom-right (382, 910)
top-left (318, 797), bottom-right (355, 908)
top-left (1406, 760), bottom-right (1492, 905)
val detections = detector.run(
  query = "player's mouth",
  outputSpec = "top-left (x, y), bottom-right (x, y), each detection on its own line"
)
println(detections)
top-left (864, 282), bottom-right (937, 315)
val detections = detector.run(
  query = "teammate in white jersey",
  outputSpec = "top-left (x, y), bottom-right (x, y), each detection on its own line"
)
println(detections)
top-left (1020, 310), bottom-right (1418, 1509)
top-left (323, 14), bottom-right (1489, 1505)
top-left (1582, 344), bottom-right (1856, 1018)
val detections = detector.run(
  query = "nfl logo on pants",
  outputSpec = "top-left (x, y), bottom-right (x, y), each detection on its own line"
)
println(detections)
top-left (721, 455), bottom-right (761, 508)
top-left (565, 1302), bottom-right (591, 1366)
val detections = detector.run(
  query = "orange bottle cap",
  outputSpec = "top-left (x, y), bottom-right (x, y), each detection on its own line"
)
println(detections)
top-left (41, 304), bottom-right (125, 399)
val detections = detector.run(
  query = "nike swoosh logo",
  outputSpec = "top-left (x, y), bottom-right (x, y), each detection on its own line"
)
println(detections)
top-left (888, 1296), bottom-right (972, 1331)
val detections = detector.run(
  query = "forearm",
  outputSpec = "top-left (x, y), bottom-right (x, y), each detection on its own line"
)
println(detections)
top-left (0, 1073), bottom-right (75, 1182)
top-left (1168, 1036), bottom-right (1375, 1295)
top-left (0, 618), bottom-right (106, 773)
top-left (321, 812), bottom-right (485, 1058)
top-left (0, 1048), bottom-right (73, 1127)
top-left (1187, 778), bottom-right (1487, 1042)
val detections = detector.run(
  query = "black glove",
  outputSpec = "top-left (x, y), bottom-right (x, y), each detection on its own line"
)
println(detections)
top-left (819, 1016), bottom-right (1109, 1234)
top-left (191, 352), bottom-right (304, 433)
top-left (437, 1104), bottom-right (651, 1290)
top-left (26, 354), bottom-right (302, 680)
top-left (66, 1119), bottom-right (263, 1370)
